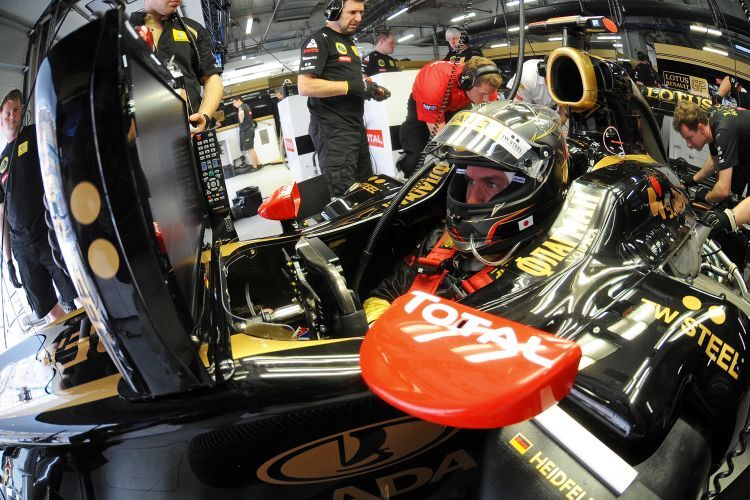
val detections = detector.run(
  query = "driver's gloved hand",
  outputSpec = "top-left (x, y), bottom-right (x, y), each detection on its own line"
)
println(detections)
top-left (693, 186), bottom-right (710, 203)
top-left (364, 79), bottom-right (391, 101)
top-left (703, 208), bottom-right (737, 239)
top-left (5, 260), bottom-right (21, 289)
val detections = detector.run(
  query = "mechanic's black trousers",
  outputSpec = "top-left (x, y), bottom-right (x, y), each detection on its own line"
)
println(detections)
top-left (309, 118), bottom-right (373, 198)
top-left (397, 95), bottom-right (431, 178)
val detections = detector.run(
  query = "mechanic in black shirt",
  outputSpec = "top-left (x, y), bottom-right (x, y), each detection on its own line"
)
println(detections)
top-left (716, 75), bottom-right (750, 109)
top-left (130, 0), bottom-right (223, 132)
top-left (673, 101), bottom-right (750, 204)
top-left (443, 26), bottom-right (483, 62)
top-left (297, 0), bottom-right (390, 197)
top-left (0, 90), bottom-right (77, 322)
top-left (633, 51), bottom-right (658, 88)
top-left (232, 97), bottom-right (259, 170)
top-left (362, 31), bottom-right (400, 77)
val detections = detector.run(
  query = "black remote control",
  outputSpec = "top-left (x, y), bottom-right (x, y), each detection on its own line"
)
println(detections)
top-left (192, 129), bottom-right (230, 215)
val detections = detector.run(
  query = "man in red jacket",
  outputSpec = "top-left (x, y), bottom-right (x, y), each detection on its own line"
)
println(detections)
top-left (397, 57), bottom-right (502, 177)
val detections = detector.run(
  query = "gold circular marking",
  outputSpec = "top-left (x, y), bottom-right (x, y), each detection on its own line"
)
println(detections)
top-left (70, 182), bottom-right (101, 225)
top-left (368, 176), bottom-right (378, 181)
top-left (682, 295), bottom-right (702, 311)
top-left (708, 305), bottom-right (726, 325)
top-left (374, 178), bottom-right (386, 184)
top-left (88, 239), bottom-right (119, 279)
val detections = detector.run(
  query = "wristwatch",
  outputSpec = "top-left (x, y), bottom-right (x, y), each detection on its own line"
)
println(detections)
top-left (201, 113), bottom-right (210, 126)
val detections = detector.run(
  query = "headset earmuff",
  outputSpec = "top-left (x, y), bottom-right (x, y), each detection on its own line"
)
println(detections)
top-left (458, 64), bottom-right (501, 92)
top-left (324, 0), bottom-right (344, 21)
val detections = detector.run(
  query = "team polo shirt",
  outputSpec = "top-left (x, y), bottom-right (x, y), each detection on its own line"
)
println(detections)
top-left (443, 46), bottom-right (484, 62)
top-left (362, 50), bottom-right (399, 76)
top-left (129, 12), bottom-right (223, 115)
top-left (298, 27), bottom-right (364, 128)
top-left (708, 106), bottom-right (750, 171)
top-left (0, 125), bottom-right (47, 242)
top-left (412, 61), bottom-right (498, 123)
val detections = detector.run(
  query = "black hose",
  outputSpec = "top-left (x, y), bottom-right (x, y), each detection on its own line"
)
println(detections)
top-left (507, 0), bottom-right (526, 101)
top-left (351, 146), bottom-right (440, 295)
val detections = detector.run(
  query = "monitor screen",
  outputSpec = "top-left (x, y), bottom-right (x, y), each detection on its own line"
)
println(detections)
top-left (130, 59), bottom-right (203, 314)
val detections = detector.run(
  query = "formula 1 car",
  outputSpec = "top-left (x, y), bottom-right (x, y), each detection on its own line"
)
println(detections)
top-left (0, 8), bottom-right (748, 500)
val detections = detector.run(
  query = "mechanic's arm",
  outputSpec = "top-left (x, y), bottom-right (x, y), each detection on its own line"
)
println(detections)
top-left (189, 74), bottom-right (223, 132)
top-left (718, 76), bottom-right (732, 98)
top-left (0, 203), bottom-right (9, 264)
top-left (706, 167), bottom-right (732, 203)
top-left (693, 155), bottom-right (719, 183)
top-left (731, 197), bottom-right (750, 226)
top-left (297, 74), bottom-right (350, 98)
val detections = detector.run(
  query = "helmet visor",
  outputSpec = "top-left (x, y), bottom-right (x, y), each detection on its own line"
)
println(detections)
top-left (434, 104), bottom-right (559, 180)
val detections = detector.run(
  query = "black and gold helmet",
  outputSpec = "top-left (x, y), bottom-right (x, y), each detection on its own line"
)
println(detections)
top-left (435, 100), bottom-right (568, 255)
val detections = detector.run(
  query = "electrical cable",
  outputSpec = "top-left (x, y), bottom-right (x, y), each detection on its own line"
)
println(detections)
top-left (507, 0), bottom-right (525, 100)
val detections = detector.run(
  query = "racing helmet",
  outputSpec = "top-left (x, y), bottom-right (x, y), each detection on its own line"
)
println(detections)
top-left (435, 100), bottom-right (568, 255)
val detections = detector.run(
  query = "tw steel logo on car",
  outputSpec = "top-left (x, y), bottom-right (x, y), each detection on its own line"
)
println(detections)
top-left (256, 416), bottom-right (458, 484)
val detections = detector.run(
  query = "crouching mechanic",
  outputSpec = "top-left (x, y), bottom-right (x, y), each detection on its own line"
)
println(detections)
top-left (297, 0), bottom-right (390, 198)
top-left (398, 57), bottom-right (502, 178)
top-left (365, 102), bottom-right (567, 323)
top-left (672, 100), bottom-right (750, 205)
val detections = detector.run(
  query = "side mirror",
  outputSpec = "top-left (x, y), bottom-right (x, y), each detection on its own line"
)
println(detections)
top-left (258, 182), bottom-right (301, 221)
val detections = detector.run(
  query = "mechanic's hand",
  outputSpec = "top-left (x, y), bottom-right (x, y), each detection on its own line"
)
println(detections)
top-left (362, 79), bottom-right (391, 101)
top-left (702, 208), bottom-right (737, 238)
top-left (679, 172), bottom-right (697, 188)
top-left (188, 112), bottom-right (209, 133)
top-left (5, 260), bottom-right (21, 289)
top-left (693, 186), bottom-right (710, 203)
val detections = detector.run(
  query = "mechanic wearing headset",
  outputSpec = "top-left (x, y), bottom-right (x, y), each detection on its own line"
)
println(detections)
top-left (297, 0), bottom-right (390, 198)
top-left (131, 0), bottom-right (223, 132)
top-left (365, 102), bottom-right (567, 323)
top-left (444, 26), bottom-right (483, 62)
top-left (397, 57), bottom-right (502, 177)
top-left (362, 31), bottom-right (400, 77)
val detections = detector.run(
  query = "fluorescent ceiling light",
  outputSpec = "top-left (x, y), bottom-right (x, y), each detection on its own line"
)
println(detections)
top-left (691, 25), bottom-right (721, 37)
top-left (617, 58), bottom-right (631, 61)
top-left (451, 12), bottom-right (476, 22)
top-left (736, 44), bottom-right (750, 54)
top-left (597, 35), bottom-right (621, 40)
top-left (245, 17), bottom-right (253, 34)
top-left (387, 7), bottom-right (408, 21)
top-left (703, 45), bottom-right (728, 56)
top-left (549, 36), bottom-right (562, 41)
top-left (491, 42), bottom-right (509, 48)
top-left (507, 0), bottom-right (536, 5)
top-left (398, 33), bottom-right (414, 42)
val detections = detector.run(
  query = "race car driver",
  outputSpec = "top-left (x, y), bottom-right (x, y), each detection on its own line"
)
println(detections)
top-left (362, 31), bottom-right (400, 77)
top-left (397, 57), bottom-right (502, 177)
top-left (297, 0), bottom-right (390, 198)
top-left (673, 100), bottom-right (750, 205)
top-left (131, 0), bottom-right (224, 132)
top-left (365, 101), bottom-right (567, 323)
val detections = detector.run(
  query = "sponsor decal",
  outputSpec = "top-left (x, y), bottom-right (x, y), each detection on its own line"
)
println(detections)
top-left (339, 55), bottom-right (352, 63)
top-left (336, 42), bottom-right (348, 55)
top-left (306, 38), bottom-right (318, 48)
top-left (302, 56), bottom-right (317, 61)
top-left (363, 56), bottom-right (370, 63)
top-left (638, 295), bottom-right (741, 379)
top-left (518, 215), bottom-right (534, 231)
top-left (378, 59), bottom-right (385, 67)
top-left (509, 433), bottom-right (533, 455)
top-left (550, 189), bottom-right (600, 245)
top-left (285, 138), bottom-right (295, 152)
top-left (351, 45), bottom-right (360, 57)
top-left (513, 175), bottom-right (526, 184)
top-left (366, 129), bottom-right (384, 148)
top-left (528, 450), bottom-right (595, 500)
top-left (399, 163), bottom-right (451, 206)
top-left (303, 48), bottom-right (319, 54)
top-left (662, 71), bottom-right (709, 98)
top-left (643, 86), bottom-right (712, 110)
top-left (516, 237), bottom-right (576, 278)
top-left (172, 29), bottom-right (189, 42)
top-left (17, 141), bottom-right (28, 157)
top-left (401, 291), bottom-right (558, 368)
top-left (359, 182), bottom-right (382, 194)
top-left (301, 62), bottom-right (315, 70)
top-left (422, 103), bottom-right (438, 111)
top-left (0, 157), bottom-right (7, 174)
top-left (448, 112), bottom-right (531, 159)
top-left (389, 60), bottom-right (395, 67)
top-left (257, 416), bottom-right (459, 484)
